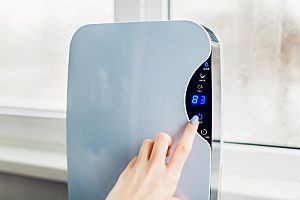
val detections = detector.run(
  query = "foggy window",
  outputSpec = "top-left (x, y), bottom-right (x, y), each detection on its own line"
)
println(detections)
top-left (0, 0), bottom-right (113, 111)
top-left (171, 0), bottom-right (300, 148)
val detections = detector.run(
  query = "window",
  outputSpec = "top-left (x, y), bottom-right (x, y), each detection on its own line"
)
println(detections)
top-left (0, 0), bottom-right (113, 111)
top-left (171, 0), bottom-right (300, 148)
top-left (0, 0), bottom-right (113, 150)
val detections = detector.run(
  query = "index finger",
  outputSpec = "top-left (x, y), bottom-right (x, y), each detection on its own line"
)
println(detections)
top-left (168, 115), bottom-right (199, 172)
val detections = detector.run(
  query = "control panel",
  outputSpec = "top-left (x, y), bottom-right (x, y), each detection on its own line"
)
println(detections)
top-left (185, 55), bottom-right (212, 147)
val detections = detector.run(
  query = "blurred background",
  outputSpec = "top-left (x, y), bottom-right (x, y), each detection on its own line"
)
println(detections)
top-left (0, 0), bottom-right (299, 199)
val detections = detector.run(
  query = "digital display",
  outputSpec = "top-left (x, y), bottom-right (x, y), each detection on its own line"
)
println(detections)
top-left (191, 95), bottom-right (206, 106)
top-left (185, 55), bottom-right (212, 146)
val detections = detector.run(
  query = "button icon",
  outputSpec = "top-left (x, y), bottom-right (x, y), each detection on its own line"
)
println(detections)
top-left (204, 62), bottom-right (209, 68)
top-left (197, 84), bottom-right (203, 89)
top-left (197, 113), bottom-right (203, 120)
top-left (200, 129), bottom-right (207, 135)
top-left (199, 73), bottom-right (206, 79)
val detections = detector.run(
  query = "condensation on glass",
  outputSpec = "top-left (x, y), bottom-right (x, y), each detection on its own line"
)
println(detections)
top-left (0, 0), bottom-right (113, 110)
top-left (171, 0), bottom-right (300, 148)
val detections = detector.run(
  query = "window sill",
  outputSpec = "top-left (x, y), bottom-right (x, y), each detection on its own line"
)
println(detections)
top-left (221, 143), bottom-right (300, 200)
top-left (0, 143), bottom-right (299, 200)
top-left (0, 144), bottom-right (67, 182)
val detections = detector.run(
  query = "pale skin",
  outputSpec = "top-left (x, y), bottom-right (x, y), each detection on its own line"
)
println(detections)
top-left (106, 120), bottom-right (199, 200)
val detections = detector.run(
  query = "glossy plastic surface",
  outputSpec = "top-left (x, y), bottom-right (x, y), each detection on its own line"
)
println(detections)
top-left (67, 21), bottom-right (211, 200)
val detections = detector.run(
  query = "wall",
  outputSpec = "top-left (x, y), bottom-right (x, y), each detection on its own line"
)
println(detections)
top-left (0, 172), bottom-right (67, 200)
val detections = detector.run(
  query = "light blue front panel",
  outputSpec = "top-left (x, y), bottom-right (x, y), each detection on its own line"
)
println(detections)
top-left (67, 21), bottom-right (211, 200)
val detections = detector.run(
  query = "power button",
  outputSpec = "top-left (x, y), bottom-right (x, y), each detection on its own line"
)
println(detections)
top-left (200, 129), bottom-right (207, 135)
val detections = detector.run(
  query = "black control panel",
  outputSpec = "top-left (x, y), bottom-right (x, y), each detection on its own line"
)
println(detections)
top-left (185, 55), bottom-right (212, 147)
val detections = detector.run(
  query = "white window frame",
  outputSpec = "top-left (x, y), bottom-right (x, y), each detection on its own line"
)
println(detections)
top-left (114, 0), bottom-right (168, 22)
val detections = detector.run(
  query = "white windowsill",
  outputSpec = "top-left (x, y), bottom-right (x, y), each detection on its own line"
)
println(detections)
top-left (221, 143), bottom-right (300, 200)
top-left (0, 144), bottom-right (67, 182)
top-left (0, 106), bottom-right (66, 119)
top-left (0, 142), bottom-right (299, 199)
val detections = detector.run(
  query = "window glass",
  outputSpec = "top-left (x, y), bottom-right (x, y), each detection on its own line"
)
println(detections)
top-left (171, 0), bottom-right (300, 148)
top-left (0, 0), bottom-right (113, 111)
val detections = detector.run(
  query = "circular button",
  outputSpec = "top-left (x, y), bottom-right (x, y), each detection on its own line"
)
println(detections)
top-left (200, 129), bottom-right (207, 135)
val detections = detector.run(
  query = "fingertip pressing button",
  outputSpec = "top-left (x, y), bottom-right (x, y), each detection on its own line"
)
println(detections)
top-left (197, 113), bottom-right (203, 121)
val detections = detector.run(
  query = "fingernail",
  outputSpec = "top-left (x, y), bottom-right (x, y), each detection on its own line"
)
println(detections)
top-left (190, 115), bottom-right (199, 125)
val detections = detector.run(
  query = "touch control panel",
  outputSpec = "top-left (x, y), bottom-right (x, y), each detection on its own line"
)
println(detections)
top-left (185, 55), bottom-right (212, 147)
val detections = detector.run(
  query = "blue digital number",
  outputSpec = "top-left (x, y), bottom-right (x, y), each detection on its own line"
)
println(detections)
top-left (191, 95), bottom-right (206, 106)
top-left (191, 95), bottom-right (198, 105)
top-left (199, 95), bottom-right (206, 105)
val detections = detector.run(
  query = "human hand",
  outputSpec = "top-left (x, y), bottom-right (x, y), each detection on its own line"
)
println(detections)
top-left (106, 115), bottom-right (199, 200)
